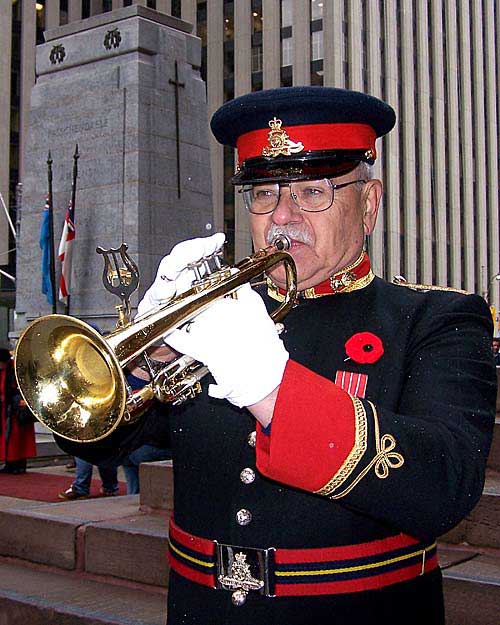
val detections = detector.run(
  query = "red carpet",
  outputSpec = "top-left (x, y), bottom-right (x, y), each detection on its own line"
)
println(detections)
top-left (0, 471), bottom-right (126, 503)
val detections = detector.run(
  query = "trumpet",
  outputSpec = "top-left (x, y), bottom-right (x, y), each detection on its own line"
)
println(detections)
top-left (14, 236), bottom-right (296, 443)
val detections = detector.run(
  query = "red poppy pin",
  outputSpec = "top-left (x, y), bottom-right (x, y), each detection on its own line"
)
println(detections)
top-left (345, 332), bottom-right (384, 364)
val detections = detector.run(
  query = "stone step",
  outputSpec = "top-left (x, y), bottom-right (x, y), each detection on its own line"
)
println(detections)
top-left (0, 495), bottom-right (170, 587)
top-left (0, 491), bottom-right (498, 624)
top-left (139, 460), bottom-right (173, 512)
top-left (439, 544), bottom-right (500, 625)
top-left (0, 558), bottom-right (166, 625)
top-left (440, 469), bottom-right (500, 550)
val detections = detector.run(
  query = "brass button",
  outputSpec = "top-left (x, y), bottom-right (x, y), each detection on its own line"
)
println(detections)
top-left (240, 467), bottom-right (255, 484)
top-left (247, 431), bottom-right (256, 447)
top-left (236, 509), bottom-right (252, 525)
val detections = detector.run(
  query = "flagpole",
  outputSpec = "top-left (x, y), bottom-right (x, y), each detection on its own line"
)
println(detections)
top-left (47, 151), bottom-right (57, 314)
top-left (0, 191), bottom-right (16, 239)
top-left (66, 144), bottom-right (79, 316)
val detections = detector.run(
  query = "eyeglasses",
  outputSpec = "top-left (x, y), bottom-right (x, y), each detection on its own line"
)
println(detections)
top-left (240, 179), bottom-right (367, 214)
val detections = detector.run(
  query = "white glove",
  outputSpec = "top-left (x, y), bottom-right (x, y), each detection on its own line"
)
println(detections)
top-left (137, 233), bottom-right (226, 317)
top-left (165, 283), bottom-right (289, 408)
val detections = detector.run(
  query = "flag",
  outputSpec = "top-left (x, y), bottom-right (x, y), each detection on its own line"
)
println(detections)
top-left (58, 199), bottom-right (75, 304)
top-left (39, 196), bottom-right (54, 305)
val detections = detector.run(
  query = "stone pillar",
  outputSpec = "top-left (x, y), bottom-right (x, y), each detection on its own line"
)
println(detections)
top-left (207, 0), bottom-right (224, 233)
top-left (15, 5), bottom-right (213, 332)
top-left (383, 0), bottom-right (401, 280)
top-left (0, 0), bottom-right (12, 268)
top-left (485, 0), bottom-right (500, 309)
top-left (181, 0), bottom-right (197, 28)
top-left (19, 0), bottom-right (37, 181)
top-left (45, 0), bottom-right (60, 30)
top-left (458, 2), bottom-right (475, 291)
top-left (323, 0), bottom-right (344, 87)
top-left (400, 0), bottom-right (417, 282)
top-left (347, 0), bottom-right (362, 91)
top-left (471, 0), bottom-right (488, 297)
top-left (262, 0), bottom-right (280, 89)
top-left (292, 0), bottom-right (310, 85)
top-left (365, 1), bottom-right (384, 275)
top-left (90, 0), bottom-right (104, 16)
top-left (156, 1), bottom-right (171, 14)
top-left (415, 1), bottom-right (432, 284)
top-left (445, 0), bottom-right (462, 289)
top-left (233, 0), bottom-right (252, 260)
top-left (431, 0), bottom-right (447, 286)
top-left (68, 0), bottom-right (83, 22)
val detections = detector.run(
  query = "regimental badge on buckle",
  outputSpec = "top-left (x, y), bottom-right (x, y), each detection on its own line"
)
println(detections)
top-left (216, 542), bottom-right (274, 606)
top-left (262, 117), bottom-right (304, 157)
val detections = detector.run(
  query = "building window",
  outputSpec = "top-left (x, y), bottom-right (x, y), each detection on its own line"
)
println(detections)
top-left (252, 46), bottom-right (263, 73)
top-left (311, 29), bottom-right (323, 61)
top-left (281, 36), bottom-right (293, 67)
top-left (171, 0), bottom-right (181, 18)
top-left (252, 0), bottom-right (263, 34)
top-left (281, 0), bottom-right (293, 28)
top-left (311, 0), bottom-right (323, 21)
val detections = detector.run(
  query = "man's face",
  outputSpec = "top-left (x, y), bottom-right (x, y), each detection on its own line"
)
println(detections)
top-left (493, 340), bottom-right (500, 355)
top-left (249, 170), bottom-right (382, 291)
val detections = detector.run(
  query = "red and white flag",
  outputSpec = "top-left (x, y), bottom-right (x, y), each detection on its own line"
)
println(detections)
top-left (58, 200), bottom-right (75, 304)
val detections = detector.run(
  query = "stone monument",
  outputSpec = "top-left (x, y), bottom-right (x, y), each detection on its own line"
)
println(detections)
top-left (15, 5), bottom-right (213, 333)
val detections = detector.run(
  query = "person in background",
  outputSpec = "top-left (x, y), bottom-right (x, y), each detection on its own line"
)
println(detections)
top-left (121, 364), bottom-right (172, 495)
top-left (122, 444), bottom-right (171, 495)
top-left (492, 337), bottom-right (500, 366)
top-left (58, 456), bottom-right (120, 500)
top-left (0, 348), bottom-right (36, 474)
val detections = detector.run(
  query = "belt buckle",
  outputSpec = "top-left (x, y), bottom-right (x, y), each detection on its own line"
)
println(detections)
top-left (215, 542), bottom-right (274, 606)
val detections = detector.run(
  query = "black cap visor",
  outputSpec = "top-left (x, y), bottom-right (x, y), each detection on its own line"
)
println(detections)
top-left (232, 150), bottom-right (373, 185)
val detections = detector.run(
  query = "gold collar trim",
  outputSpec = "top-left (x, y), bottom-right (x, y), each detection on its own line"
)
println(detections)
top-left (267, 253), bottom-right (375, 301)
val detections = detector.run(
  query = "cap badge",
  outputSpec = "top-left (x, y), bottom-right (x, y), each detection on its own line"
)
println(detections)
top-left (262, 117), bottom-right (304, 157)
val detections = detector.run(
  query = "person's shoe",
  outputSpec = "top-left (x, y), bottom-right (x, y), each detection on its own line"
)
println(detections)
top-left (58, 486), bottom-right (88, 500)
top-left (0, 466), bottom-right (15, 474)
top-left (100, 487), bottom-right (118, 497)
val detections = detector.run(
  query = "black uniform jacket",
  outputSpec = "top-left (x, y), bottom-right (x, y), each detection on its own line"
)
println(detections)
top-left (58, 273), bottom-right (497, 625)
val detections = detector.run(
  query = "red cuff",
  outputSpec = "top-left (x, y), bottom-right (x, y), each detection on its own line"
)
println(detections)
top-left (256, 360), bottom-right (359, 492)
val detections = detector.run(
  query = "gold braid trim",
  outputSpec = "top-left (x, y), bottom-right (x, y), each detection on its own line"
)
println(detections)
top-left (304, 270), bottom-right (375, 299)
top-left (328, 402), bottom-right (405, 500)
top-left (392, 278), bottom-right (470, 295)
top-left (267, 270), bottom-right (375, 302)
top-left (314, 396), bottom-right (368, 497)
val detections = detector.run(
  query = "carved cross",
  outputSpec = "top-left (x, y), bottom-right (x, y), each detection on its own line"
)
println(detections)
top-left (169, 61), bottom-right (185, 198)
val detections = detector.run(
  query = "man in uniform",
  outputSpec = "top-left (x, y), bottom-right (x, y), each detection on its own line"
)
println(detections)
top-left (62, 87), bottom-right (497, 624)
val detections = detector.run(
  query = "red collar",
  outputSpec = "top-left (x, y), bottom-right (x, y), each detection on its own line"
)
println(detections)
top-left (267, 252), bottom-right (374, 301)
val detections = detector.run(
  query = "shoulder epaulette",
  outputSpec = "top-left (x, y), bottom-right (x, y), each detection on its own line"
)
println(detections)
top-left (392, 277), bottom-right (471, 295)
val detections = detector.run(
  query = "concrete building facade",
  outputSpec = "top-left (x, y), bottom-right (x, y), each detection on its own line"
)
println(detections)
top-left (1, 0), bottom-right (499, 343)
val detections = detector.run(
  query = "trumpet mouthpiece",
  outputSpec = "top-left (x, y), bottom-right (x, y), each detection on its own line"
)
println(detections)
top-left (272, 234), bottom-right (291, 251)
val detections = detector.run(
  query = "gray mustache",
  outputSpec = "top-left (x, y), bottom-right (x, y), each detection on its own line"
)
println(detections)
top-left (266, 225), bottom-right (314, 246)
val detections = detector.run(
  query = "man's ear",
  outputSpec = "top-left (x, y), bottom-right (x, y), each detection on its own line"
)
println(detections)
top-left (362, 179), bottom-right (382, 236)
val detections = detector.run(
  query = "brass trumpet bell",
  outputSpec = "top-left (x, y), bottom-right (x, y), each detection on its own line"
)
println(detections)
top-left (15, 316), bottom-right (127, 442)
